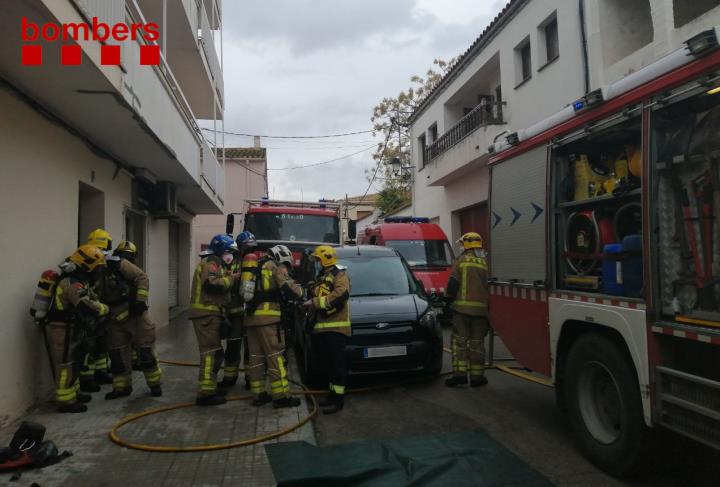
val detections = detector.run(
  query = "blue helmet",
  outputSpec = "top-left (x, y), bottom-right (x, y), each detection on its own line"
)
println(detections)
top-left (209, 234), bottom-right (238, 256)
top-left (236, 231), bottom-right (258, 250)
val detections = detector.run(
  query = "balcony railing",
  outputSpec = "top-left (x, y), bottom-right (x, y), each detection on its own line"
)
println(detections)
top-left (424, 100), bottom-right (505, 164)
top-left (199, 3), bottom-right (223, 103)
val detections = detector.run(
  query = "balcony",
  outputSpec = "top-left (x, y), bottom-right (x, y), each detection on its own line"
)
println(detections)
top-left (0, 0), bottom-right (224, 214)
top-left (422, 101), bottom-right (505, 186)
top-left (136, 0), bottom-right (223, 119)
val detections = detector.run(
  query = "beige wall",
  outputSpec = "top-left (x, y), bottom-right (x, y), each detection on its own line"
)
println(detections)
top-left (0, 85), bottom-right (191, 426)
top-left (193, 158), bottom-right (267, 254)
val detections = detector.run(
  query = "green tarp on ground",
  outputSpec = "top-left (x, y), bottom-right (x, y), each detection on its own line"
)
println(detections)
top-left (265, 430), bottom-right (553, 486)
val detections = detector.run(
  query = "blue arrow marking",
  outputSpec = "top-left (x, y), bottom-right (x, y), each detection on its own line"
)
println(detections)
top-left (530, 202), bottom-right (544, 223)
top-left (492, 211), bottom-right (502, 229)
top-left (510, 207), bottom-right (521, 226)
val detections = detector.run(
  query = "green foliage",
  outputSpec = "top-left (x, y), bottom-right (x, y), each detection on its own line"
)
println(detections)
top-left (377, 187), bottom-right (411, 215)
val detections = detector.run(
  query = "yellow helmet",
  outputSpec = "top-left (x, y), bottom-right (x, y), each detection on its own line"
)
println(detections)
top-left (459, 232), bottom-right (483, 249)
top-left (69, 244), bottom-right (107, 272)
top-left (312, 245), bottom-right (337, 267)
top-left (115, 241), bottom-right (137, 255)
top-left (87, 228), bottom-right (112, 251)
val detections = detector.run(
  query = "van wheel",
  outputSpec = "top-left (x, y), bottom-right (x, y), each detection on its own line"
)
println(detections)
top-left (565, 333), bottom-right (648, 477)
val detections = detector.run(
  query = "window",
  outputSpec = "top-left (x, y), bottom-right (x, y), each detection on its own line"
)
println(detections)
top-left (245, 213), bottom-right (339, 243)
top-left (418, 133), bottom-right (427, 167)
top-left (428, 123), bottom-right (438, 143)
top-left (673, 0), bottom-right (720, 27)
top-left (515, 38), bottom-right (532, 87)
top-left (386, 240), bottom-right (454, 268)
top-left (340, 256), bottom-right (417, 296)
top-left (538, 13), bottom-right (559, 68)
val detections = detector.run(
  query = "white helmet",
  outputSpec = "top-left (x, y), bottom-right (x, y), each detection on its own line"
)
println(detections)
top-left (268, 245), bottom-right (293, 267)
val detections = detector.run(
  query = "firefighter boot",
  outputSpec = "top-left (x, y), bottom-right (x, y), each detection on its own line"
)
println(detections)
top-left (77, 393), bottom-right (92, 404)
top-left (196, 394), bottom-right (227, 407)
top-left (94, 370), bottom-right (113, 385)
top-left (79, 377), bottom-right (101, 393)
top-left (218, 376), bottom-right (238, 389)
top-left (444, 376), bottom-right (469, 388)
top-left (58, 402), bottom-right (88, 413)
top-left (252, 392), bottom-right (272, 406)
top-left (319, 392), bottom-right (336, 408)
top-left (470, 376), bottom-right (488, 387)
top-left (273, 396), bottom-right (301, 409)
top-left (322, 394), bottom-right (344, 415)
top-left (150, 385), bottom-right (162, 397)
top-left (105, 388), bottom-right (132, 400)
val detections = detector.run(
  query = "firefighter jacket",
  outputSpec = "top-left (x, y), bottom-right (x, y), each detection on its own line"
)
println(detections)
top-left (189, 255), bottom-right (237, 319)
top-left (311, 266), bottom-right (351, 336)
top-left (99, 258), bottom-right (150, 323)
top-left (226, 258), bottom-right (244, 317)
top-left (245, 260), bottom-right (303, 327)
top-left (447, 250), bottom-right (488, 317)
top-left (48, 275), bottom-right (109, 326)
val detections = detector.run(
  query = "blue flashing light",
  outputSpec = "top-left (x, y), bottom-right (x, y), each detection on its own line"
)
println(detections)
top-left (573, 101), bottom-right (585, 111)
top-left (318, 198), bottom-right (327, 208)
top-left (261, 196), bottom-right (269, 205)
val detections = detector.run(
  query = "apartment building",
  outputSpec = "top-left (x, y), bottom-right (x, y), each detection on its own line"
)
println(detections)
top-left (193, 144), bottom-right (268, 256)
top-left (0, 0), bottom-right (224, 424)
top-left (410, 0), bottom-right (720, 246)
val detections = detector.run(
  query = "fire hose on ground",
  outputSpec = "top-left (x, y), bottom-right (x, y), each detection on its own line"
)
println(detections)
top-left (108, 342), bottom-right (552, 453)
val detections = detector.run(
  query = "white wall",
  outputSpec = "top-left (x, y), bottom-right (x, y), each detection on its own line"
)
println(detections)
top-left (0, 85), bottom-right (185, 425)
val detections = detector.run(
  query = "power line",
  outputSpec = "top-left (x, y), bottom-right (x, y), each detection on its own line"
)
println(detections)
top-left (267, 145), bottom-right (376, 171)
top-left (348, 133), bottom-right (391, 210)
top-left (201, 127), bottom-right (380, 139)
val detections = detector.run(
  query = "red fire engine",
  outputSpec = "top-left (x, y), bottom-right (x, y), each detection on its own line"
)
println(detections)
top-left (488, 30), bottom-right (720, 475)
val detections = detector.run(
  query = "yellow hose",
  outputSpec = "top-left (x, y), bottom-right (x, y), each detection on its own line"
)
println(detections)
top-left (113, 346), bottom-right (552, 453)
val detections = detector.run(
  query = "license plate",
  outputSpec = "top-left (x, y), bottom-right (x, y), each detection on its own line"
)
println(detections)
top-left (363, 346), bottom-right (407, 358)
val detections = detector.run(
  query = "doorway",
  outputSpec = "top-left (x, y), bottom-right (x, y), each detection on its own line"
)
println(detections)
top-left (124, 208), bottom-right (147, 269)
top-left (78, 182), bottom-right (105, 246)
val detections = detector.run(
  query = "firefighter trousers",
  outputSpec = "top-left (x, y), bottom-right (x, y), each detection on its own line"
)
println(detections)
top-left (223, 313), bottom-right (244, 381)
top-left (47, 322), bottom-right (82, 406)
top-left (246, 324), bottom-right (290, 399)
top-left (451, 312), bottom-right (490, 379)
top-left (108, 311), bottom-right (161, 392)
top-left (80, 323), bottom-right (108, 384)
top-left (314, 331), bottom-right (348, 396)
top-left (192, 315), bottom-right (224, 397)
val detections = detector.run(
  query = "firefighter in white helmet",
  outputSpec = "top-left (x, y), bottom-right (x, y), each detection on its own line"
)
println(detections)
top-left (244, 244), bottom-right (304, 408)
top-left (445, 232), bottom-right (490, 388)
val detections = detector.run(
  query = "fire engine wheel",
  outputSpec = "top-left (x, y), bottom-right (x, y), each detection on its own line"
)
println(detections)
top-left (565, 333), bottom-right (647, 477)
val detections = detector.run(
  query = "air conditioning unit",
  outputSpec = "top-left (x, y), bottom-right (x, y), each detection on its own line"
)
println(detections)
top-left (134, 180), bottom-right (177, 216)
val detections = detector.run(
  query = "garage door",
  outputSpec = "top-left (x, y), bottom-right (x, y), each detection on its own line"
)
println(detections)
top-left (458, 203), bottom-right (489, 250)
top-left (168, 221), bottom-right (179, 309)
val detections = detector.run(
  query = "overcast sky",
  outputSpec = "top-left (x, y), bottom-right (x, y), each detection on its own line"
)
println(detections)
top-left (218, 0), bottom-right (505, 201)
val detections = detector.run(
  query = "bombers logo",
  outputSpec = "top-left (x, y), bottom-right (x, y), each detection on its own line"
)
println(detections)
top-left (21, 16), bottom-right (160, 66)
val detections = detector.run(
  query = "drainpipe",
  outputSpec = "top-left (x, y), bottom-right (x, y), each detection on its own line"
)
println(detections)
top-left (579, 0), bottom-right (591, 94)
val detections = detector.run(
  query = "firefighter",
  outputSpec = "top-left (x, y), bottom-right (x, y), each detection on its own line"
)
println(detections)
top-left (46, 245), bottom-right (109, 413)
top-left (190, 234), bottom-right (241, 406)
top-left (302, 245), bottom-right (351, 415)
top-left (103, 241), bottom-right (162, 399)
top-left (85, 228), bottom-right (114, 388)
top-left (244, 244), bottom-right (304, 408)
top-left (445, 232), bottom-right (490, 388)
top-left (219, 231), bottom-right (257, 389)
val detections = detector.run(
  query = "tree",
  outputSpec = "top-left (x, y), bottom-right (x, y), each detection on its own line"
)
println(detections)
top-left (368, 58), bottom-right (457, 215)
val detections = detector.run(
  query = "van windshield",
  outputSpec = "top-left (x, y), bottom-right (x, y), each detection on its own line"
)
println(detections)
top-left (386, 240), bottom-right (454, 268)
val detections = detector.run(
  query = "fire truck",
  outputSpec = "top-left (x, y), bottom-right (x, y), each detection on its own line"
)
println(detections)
top-left (488, 30), bottom-right (720, 475)
top-left (239, 198), bottom-right (343, 266)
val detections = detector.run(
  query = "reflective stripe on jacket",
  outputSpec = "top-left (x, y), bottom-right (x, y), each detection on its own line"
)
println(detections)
top-left (245, 260), bottom-right (303, 327)
top-left (189, 255), bottom-right (235, 319)
top-left (448, 251), bottom-right (488, 317)
top-left (312, 266), bottom-right (351, 336)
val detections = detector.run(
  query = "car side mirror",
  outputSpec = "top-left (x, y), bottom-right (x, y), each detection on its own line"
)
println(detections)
top-left (226, 214), bottom-right (235, 235)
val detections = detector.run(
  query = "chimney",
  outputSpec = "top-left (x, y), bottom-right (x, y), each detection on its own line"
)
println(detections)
top-left (254, 136), bottom-right (261, 148)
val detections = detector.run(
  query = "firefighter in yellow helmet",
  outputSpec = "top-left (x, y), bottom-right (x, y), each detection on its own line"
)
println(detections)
top-left (102, 241), bottom-right (162, 400)
top-left (84, 228), bottom-right (114, 388)
top-left (46, 245), bottom-right (109, 413)
top-left (445, 232), bottom-right (490, 388)
top-left (302, 245), bottom-right (351, 414)
top-left (244, 244), bottom-right (304, 408)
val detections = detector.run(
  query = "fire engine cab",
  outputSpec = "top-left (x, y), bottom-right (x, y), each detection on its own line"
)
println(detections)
top-left (488, 29), bottom-right (720, 475)
top-left (358, 217), bottom-right (455, 301)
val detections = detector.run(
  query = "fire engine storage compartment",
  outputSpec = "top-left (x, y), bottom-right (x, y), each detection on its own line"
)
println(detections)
top-left (551, 112), bottom-right (643, 297)
top-left (651, 77), bottom-right (720, 450)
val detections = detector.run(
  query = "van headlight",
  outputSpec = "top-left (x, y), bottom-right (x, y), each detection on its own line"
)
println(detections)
top-left (419, 309), bottom-right (438, 328)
